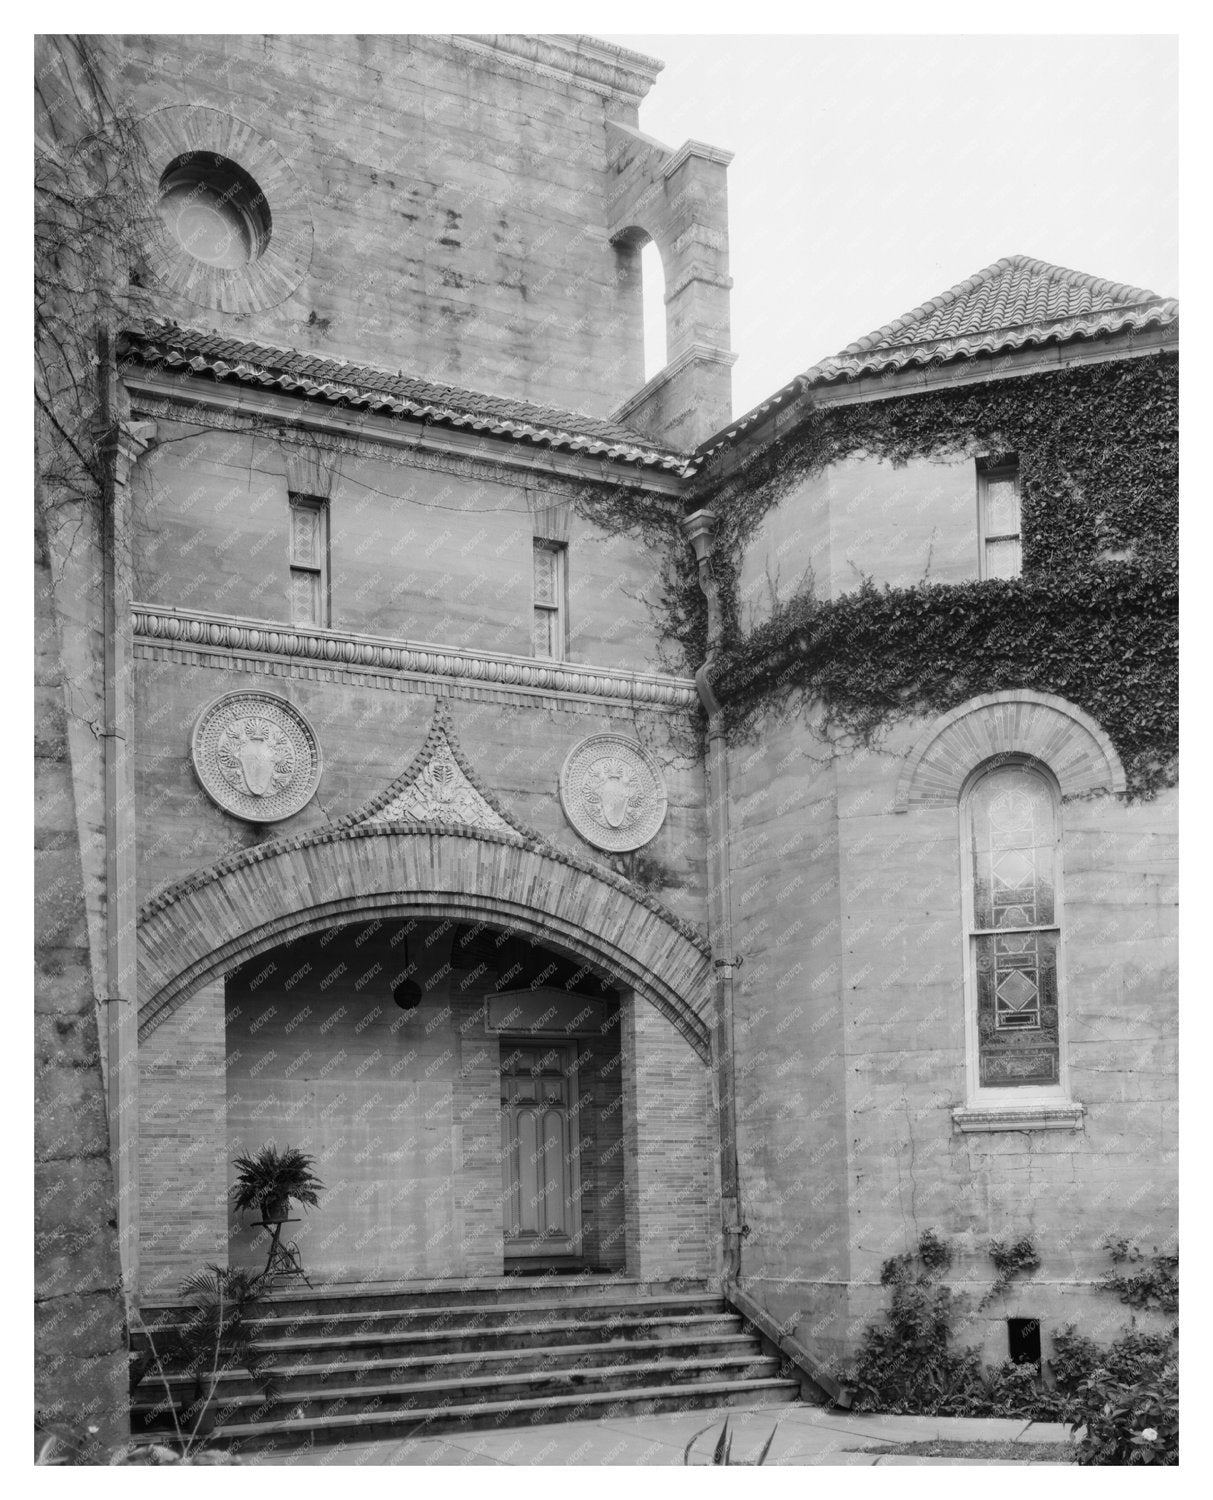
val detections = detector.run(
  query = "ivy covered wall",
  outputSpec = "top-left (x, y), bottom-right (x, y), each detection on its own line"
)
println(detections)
top-left (689, 351), bottom-right (1177, 797)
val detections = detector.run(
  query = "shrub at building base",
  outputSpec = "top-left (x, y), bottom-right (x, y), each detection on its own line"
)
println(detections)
top-left (847, 1231), bottom-right (992, 1417)
top-left (1069, 1360), bottom-right (1178, 1466)
top-left (843, 1230), bottom-right (1178, 1461)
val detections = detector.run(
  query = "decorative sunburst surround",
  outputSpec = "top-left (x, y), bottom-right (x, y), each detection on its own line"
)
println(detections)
top-left (140, 105), bottom-right (313, 314)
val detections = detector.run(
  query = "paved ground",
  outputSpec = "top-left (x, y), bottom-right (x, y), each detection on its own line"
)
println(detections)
top-left (244, 1405), bottom-right (1073, 1466)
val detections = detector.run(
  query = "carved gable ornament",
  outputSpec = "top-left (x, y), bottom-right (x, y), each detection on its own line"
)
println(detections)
top-left (191, 690), bottom-right (322, 823)
top-left (350, 699), bottom-right (516, 834)
top-left (559, 734), bottom-right (668, 852)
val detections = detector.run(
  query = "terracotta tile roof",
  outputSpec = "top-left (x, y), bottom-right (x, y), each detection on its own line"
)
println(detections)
top-left (119, 322), bottom-right (692, 474)
top-left (802, 254), bottom-right (1177, 385)
top-left (693, 255), bottom-right (1177, 464)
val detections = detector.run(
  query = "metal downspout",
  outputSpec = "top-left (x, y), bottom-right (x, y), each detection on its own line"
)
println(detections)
top-left (680, 508), bottom-right (855, 1410)
top-left (681, 509), bottom-right (743, 1282)
top-left (98, 331), bottom-right (155, 1297)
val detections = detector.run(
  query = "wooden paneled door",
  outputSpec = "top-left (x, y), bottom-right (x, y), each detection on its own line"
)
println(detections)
top-left (500, 1041), bottom-right (582, 1262)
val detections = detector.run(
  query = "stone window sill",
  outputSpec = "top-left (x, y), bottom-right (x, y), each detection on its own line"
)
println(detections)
top-left (952, 1102), bottom-right (1085, 1133)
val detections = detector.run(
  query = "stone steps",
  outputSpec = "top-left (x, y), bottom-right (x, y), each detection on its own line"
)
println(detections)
top-left (138, 1290), bottom-right (724, 1341)
top-left (140, 1332), bottom-right (761, 1399)
top-left (138, 1274), bottom-right (700, 1322)
top-left (132, 1280), bottom-right (801, 1452)
top-left (213, 1379), bottom-right (799, 1455)
top-left (139, 1313), bottom-right (746, 1365)
top-left (155, 1354), bottom-right (785, 1425)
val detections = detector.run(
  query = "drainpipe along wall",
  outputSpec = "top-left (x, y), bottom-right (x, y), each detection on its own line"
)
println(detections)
top-left (679, 507), bottom-right (854, 1410)
top-left (681, 509), bottom-right (743, 1283)
top-left (98, 335), bottom-right (154, 1298)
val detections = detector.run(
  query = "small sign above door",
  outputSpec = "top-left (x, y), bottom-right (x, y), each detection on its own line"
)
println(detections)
top-left (486, 988), bottom-right (609, 1037)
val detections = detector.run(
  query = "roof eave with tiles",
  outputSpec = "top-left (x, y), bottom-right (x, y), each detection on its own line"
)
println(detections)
top-left (692, 254), bottom-right (1177, 466)
top-left (118, 322), bottom-right (695, 477)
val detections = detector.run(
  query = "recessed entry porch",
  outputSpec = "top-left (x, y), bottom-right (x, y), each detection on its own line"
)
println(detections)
top-left (137, 916), bottom-right (717, 1298)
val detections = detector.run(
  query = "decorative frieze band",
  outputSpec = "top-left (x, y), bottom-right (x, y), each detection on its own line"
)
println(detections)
top-left (132, 604), bottom-right (700, 711)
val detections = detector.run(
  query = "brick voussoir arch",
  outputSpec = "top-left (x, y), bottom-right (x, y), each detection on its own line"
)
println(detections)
top-left (137, 822), bottom-right (714, 1059)
top-left (895, 689), bottom-right (1126, 811)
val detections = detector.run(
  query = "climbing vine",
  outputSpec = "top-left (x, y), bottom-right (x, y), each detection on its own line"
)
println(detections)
top-left (35, 36), bottom-right (158, 521)
top-left (569, 480), bottom-right (707, 673)
top-left (683, 354), bottom-right (1177, 797)
top-left (1100, 1240), bottom-right (1179, 1314)
top-left (716, 560), bottom-right (1176, 796)
top-left (846, 1228), bottom-right (1178, 1458)
top-left (983, 1237), bottom-right (1043, 1308)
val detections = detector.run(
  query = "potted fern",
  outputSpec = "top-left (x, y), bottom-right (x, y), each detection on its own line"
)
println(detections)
top-left (230, 1144), bottom-right (324, 1225)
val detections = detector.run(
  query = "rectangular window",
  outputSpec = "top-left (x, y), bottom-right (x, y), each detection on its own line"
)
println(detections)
top-left (532, 540), bottom-right (566, 660)
top-left (289, 496), bottom-right (329, 627)
top-left (978, 462), bottom-right (1022, 580)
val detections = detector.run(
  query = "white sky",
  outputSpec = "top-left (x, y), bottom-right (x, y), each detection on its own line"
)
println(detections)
top-left (603, 33), bottom-right (1179, 417)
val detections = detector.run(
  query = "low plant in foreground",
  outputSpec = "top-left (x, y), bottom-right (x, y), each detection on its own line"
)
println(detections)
top-left (1069, 1360), bottom-right (1178, 1466)
top-left (684, 1418), bottom-right (778, 1465)
top-left (131, 1264), bottom-right (277, 1454)
top-left (35, 1427), bottom-right (243, 1465)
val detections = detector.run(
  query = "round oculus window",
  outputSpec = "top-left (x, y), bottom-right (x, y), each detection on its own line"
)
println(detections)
top-left (158, 155), bottom-right (272, 269)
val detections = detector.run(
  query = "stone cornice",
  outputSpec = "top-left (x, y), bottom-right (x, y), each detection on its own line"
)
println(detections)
top-left (662, 140), bottom-right (735, 177)
top-left (805, 325), bottom-right (1178, 409)
top-left (690, 329), bottom-right (1176, 484)
top-left (452, 34), bottom-right (662, 103)
top-left (132, 604), bottom-right (700, 712)
top-left (126, 390), bottom-right (686, 500)
top-left (612, 344), bottom-right (739, 425)
top-left (122, 370), bottom-right (689, 496)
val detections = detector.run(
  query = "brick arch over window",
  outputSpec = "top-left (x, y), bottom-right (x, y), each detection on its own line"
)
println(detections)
top-left (136, 824), bottom-right (713, 1060)
top-left (895, 690), bottom-right (1126, 811)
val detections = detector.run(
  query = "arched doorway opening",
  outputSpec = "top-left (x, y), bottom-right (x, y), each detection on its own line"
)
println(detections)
top-left (139, 898), bottom-right (716, 1304)
top-left (217, 915), bottom-right (631, 1285)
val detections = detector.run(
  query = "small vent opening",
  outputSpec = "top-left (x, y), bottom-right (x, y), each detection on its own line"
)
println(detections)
top-left (1008, 1316), bottom-right (1042, 1366)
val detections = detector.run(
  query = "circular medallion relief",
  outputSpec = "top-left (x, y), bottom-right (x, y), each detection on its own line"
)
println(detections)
top-left (191, 691), bottom-right (321, 823)
top-left (559, 735), bottom-right (668, 852)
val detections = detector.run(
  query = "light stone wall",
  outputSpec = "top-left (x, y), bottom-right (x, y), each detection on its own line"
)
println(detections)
top-left (131, 421), bottom-right (679, 678)
top-left (727, 700), bottom-right (1177, 1367)
top-left (224, 921), bottom-right (501, 1283)
top-left (132, 656), bottom-right (706, 935)
top-left (621, 998), bottom-right (716, 1282)
top-left (735, 453), bottom-right (980, 632)
top-left (138, 978), bottom-right (228, 1299)
top-left (111, 34), bottom-right (651, 416)
top-left (35, 530), bottom-right (129, 1441)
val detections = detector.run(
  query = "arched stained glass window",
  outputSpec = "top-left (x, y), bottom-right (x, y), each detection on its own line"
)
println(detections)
top-left (967, 762), bottom-right (1061, 1089)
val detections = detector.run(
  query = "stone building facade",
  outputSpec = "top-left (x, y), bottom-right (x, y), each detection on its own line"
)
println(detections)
top-left (35, 34), bottom-right (1177, 1440)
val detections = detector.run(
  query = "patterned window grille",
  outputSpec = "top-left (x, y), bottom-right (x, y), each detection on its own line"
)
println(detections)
top-left (968, 762), bottom-right (1061, 1088)
top-left (532, 540), bottom-right (566, 660)
top-left (978, 462), bottom-right (1022, 580)
top-left (289, 497), bottom-right (328, 627)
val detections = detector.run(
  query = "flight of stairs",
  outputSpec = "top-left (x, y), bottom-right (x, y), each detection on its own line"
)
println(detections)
top-left (131, 1277), bottom-right (802, 1455)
